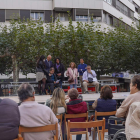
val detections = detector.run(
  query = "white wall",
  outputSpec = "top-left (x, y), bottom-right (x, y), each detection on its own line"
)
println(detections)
top-left (53, 0), bottom-right (103, 9)
top-left (0, 0), bottom-right (53, 10)
top-left (133, 0), bottom-right (140, 7)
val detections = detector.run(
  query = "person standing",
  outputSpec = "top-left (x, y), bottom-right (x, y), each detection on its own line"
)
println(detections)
top-left (83, 65), bottom-right (99, 94)
top-left (45, 55), bottom-right (54, 73)
top-left (54, 58), bottom-right (65, 88)
top-left (78, 59), bottom-right (87, 94)
top-left (66, 62), bottom-right (78, 89)
top-left (36, 55), bottom-right (48, 95)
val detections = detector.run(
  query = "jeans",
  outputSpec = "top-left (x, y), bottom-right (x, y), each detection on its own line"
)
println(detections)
top-left (76, 134), bottom-right (82, 140)
top-left (70, 84), bottom-right (77, 89)
top-left (59, 80), bottom-right (63, 88)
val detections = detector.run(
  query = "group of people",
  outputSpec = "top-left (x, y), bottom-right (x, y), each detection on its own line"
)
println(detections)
top-left (36, 55), bottom-right (65, 95)
top-left (1, 75), bottom-right (140, 140)
top-left (36, 55), bottom-right (99, 94)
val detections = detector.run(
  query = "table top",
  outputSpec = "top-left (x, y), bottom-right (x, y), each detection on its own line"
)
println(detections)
top-left (0, 92), bottom-right (130, 103)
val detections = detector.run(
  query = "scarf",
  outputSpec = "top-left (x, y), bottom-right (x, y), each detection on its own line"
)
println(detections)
top-left (70, 68), bottom-right (76, 79)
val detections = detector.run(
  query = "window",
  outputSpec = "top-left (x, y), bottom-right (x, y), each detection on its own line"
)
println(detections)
top-left (30, 12), bottom-right (44, 21)
top-left (103, 11), bottom-right (107, 23)
top-left (76, 15), bottom-right (88, 22)
top-left (104, 0), bottom-right (112, 5)
top-left (90, 17), bottom-right (101, 22)
top-left (116, 0), bottom-right (133, 18)
top-left (55, 13), bottom-right (68, 21)
top-left (135, 19), bottom-right (140, 26)
top-left (108, 15), bottom-right (113, 25)
top-left (6, 10), bottom-right (19, 21)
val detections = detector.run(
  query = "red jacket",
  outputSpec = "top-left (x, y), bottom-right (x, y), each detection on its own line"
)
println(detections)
top-left (66, 99), bottom-right (88, 131)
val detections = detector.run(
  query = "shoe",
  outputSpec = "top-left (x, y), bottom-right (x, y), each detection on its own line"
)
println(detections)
top-left (84, 91), bottom-right (89, 94)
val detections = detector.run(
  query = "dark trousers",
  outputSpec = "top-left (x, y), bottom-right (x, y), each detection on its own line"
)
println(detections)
top-left (47, 83), bottom-right (60, 94)
top-left (76, 134), bottom-right (82, 140)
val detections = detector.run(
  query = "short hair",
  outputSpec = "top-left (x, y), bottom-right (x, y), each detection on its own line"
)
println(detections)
top-left (100, 85), bottom-right (113, 100)
top-left (17, 83), bottom-right (35, 102)
top-left (68, 88), bottom-right (79, 99)
top-left (69, 62), bottom-right (76, 68)
top-left (131, 75), bottom-right (140, 90)
top-left (86, 65), bottom-right (91, 68)
top-left (47, 55), bottom-right (52, 58)
top-left (50, 67), bottom-right (54, 72)
top-left (80, 58), bottom-right (84, 61)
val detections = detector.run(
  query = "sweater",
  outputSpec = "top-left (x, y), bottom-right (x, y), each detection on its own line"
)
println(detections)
top-left (78, 63), bottom-right (87, 76)
top-left (125, 102), bottom-right (140, 140)
top-left (0, 98), bottom-right (20, 140)
top-left (116, 91), bottom-right (140, 118)
top-left (93, 98), bottom-right (117, 129)
top-left (19, 101), bottom-right (60, 140)
top-left (66, 99), bottom-right (87, 131)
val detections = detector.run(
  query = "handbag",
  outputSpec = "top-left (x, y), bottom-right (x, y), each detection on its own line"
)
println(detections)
top-left (68, 76), bottom-right (74, 83)
top-left (88, 77), bottom-right (93, 83)
top-left (87, 72), bottom-right (93, 83)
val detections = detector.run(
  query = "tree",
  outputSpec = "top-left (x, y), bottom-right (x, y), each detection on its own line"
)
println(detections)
top-left (0, 18), bottom-right (46, 93)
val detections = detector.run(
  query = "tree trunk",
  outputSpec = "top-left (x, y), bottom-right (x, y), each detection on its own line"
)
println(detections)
top-left (12, 55), bottom-right (19, 95)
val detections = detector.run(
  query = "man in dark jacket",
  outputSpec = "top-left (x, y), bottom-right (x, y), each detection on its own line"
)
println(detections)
top-left (67, 88), bottom-right (87, 140)
top-left (45, 55), bottom-right (54, 73)
top-left (46, 67), bottom-right (60, 94)
top-left (0, 98), bottom-right (20, 140)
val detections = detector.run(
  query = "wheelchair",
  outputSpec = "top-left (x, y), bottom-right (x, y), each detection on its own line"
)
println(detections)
top-left (108, 116), bottom-right (126, 140)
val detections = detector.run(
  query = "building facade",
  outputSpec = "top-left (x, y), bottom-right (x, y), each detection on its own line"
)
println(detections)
top-left (0, 0), bottom-right (140, 28)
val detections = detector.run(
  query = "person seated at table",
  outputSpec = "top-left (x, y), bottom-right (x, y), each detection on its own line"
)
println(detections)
top-left (116, 75), bottom-right (140, 118)
top-left (0, 98), bottom-right (20, 140)
top-left (18, 83), bottom-right (60, 140)
top-left (67, 88), bottom-right (88, 140)
top-left (46, 67), bottom-right (60, 94)
top-left (92, 85), bottom-right (117, 129)
top-left (83, 65), bottom-right (99, 94)
top-left (46, 88), bottom-right (66, 115)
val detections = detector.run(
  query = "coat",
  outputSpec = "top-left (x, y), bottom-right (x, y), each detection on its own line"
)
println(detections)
top-left (19, 101), bottom-right (60, 140)
top-left (46, 73), bottom-right (57, 83)
top-left (66, 68), bottom-right (78, 85)
top-left (66, 99), bottom-right (87, 131)
top-left (45, 60), bottom-right (54, 72)
top-left (125, 102), bottom-right (140, 140)
top-left (36, 61), bottom-right (48, 75)
top-left (0, 98), bottom-right (20, 140)
top-left (54, 63), bottom-right (65, 81)
top-left (116, 91), bottom-right (140, 118)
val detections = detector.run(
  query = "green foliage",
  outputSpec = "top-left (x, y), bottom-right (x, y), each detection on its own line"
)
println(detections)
top-left (0, 16), bottom-right (140, 79)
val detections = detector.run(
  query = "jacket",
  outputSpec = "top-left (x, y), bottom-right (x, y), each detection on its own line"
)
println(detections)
top-left (93, 98), bottom-right (117, 129)
top-left (66, 99), bottom-right (87, 131)
top-left (45, 60), bottom-right (54, 72)
top-left (125, 102), bottom-right (140, 140)
top-left (46, 73), bottom-right (57, 83)
top-left (66, 68), bottom-right (78, 85)
top-left (78, 63), bottom-right (87, 76)
top-left (54, 63), bottom-right (65, 81)
top-left (116, 91), bottom-right (140, 118)
top-left (0, 98), bottom-right (20, 140)
top-left (36, 61), bottom-right (48, 75)
top-left (19, 101), bottom-right (60, 140)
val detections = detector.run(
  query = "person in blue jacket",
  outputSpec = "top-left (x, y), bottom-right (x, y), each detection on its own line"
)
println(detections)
top-left (78, 58), bottom-right (87, 94)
